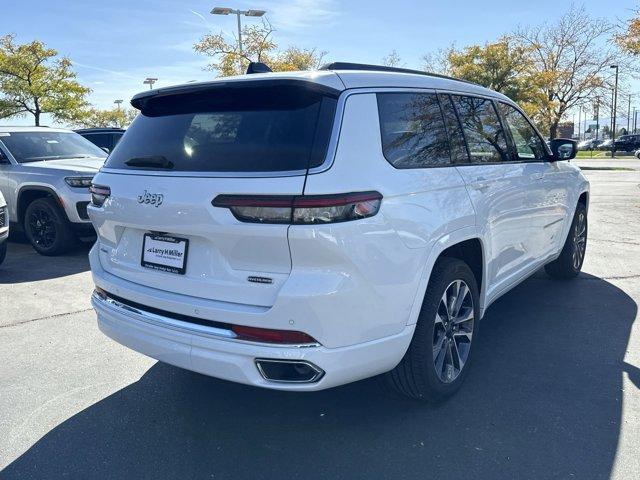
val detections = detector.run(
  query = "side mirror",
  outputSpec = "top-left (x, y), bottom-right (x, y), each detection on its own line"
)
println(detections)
top-left (549, 138), bottom-right (577, 161)
top-left (101, 147), bottom-right (110, 154)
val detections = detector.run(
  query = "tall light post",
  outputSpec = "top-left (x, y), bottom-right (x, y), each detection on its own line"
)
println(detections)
top-left (114, 99), bottom-right (123, 110)
top-left (610, 65), bottom-right (619, 158)
top-left (211, 6), bottom-right (266, 74)
top-left (143, 77), bottom-right (158, 90)
top-left (627, 94), bottom-right (632, 133)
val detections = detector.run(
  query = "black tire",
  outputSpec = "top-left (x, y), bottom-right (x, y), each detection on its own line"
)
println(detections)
top-left (384, 257), bottom-right (480, 402)
top-left (24, 197), bottom-right (76, 256)
top-left (544, 203), bottom-right (587, 279)
top-left (0, 241), bottom-right (6, 266)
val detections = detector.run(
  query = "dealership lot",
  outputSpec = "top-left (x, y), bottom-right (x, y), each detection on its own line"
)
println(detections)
top-left (1, 160), bottom-right (639, 479)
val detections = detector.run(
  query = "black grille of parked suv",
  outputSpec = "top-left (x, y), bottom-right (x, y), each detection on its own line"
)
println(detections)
top-left (76, 202), bottom-right (90, 221)
top-left (0, 206), bottom-right (6, 228)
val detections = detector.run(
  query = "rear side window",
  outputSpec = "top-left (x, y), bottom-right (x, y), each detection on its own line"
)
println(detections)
top-left (377, 92), bottom-right (450, 168)
top-left (105, 84), bottom-right (337, 172)
top-left (438, 94), bottom-right (469, 163)
top-left (452, 95), bottom-right (510, 164)
top-left (497, 103), bottom-right (546, 160)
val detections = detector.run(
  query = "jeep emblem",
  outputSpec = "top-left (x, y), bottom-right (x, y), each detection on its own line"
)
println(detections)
top-left (137, 190), bottom-right (164, 207)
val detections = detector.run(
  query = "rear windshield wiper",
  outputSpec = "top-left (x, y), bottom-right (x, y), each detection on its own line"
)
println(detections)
top-left (124, 156), bottom-right (174, 169)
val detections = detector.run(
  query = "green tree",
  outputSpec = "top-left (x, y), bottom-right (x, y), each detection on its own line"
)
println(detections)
top-left (72, 106), bottom-right (136, 129)
top-left (0, 34), bottom-right (90, 126)
top-left (194, 20), bottom-right (325, 76)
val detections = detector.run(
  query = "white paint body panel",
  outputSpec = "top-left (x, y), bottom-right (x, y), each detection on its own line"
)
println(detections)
top-left (88, 71), bottom-right (589, 391)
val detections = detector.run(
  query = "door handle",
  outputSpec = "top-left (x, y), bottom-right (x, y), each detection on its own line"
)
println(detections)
top-left (531, 173), bottom-right (544, 180)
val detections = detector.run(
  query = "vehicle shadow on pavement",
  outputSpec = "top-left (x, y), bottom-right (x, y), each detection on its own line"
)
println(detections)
top-left (0, 238), bottom-right (91, 284)
top-left (2, 272), bottom-right (637, 480)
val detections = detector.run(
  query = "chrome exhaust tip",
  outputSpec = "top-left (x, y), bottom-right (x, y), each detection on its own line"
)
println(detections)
top-left (255, 359), bottom-right (324, 383)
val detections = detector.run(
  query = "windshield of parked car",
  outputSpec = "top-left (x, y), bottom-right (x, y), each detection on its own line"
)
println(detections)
top-left (0, 131), bottom-right (107, 163)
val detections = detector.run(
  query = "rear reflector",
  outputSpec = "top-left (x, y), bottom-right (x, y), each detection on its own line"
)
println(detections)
top-left (212, 191), bottom-right (382, 224)
top-left (232, 325), bottom-right (318, 345)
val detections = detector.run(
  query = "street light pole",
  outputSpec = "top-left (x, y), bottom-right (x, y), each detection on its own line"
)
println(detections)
top-left (211, 6), bottom-right (266, 74)
top-left (610, 65), bottom-right (619, 158)
top-left (143, 77), bottom-right (158, 90)
top-left (628, 94), bottom-right (632, 133)
top-left (114, 99), bottom-right (123, 110)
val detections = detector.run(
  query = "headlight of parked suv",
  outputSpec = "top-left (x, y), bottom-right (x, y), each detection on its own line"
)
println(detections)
top-left (65, 177), bottom-right (94, 188)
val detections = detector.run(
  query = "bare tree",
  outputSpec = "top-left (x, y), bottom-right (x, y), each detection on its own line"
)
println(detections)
top-left (382, 50), bottom-right (403, 68)
top-left (514, 5), bottom-right (619, 138)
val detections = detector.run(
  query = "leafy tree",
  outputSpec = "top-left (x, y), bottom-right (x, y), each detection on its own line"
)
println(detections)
top-left (0, 34), bottom-right (90, 126)
top-left (72, 106), bottom-right (136, 129)
top-left (444, 37), bottom-right (549, 127)
top-left (615, 8), bottom-right (640, 55)
top-left (194, 20), bottom-right (325, 76)
top-left (513, 5), bottom-right (618, 138)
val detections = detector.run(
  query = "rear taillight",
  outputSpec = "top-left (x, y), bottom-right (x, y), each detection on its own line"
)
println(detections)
top-left (212, 191), bottom-right (382, 224)
top-left (90, 184), bottom-right (111, 207)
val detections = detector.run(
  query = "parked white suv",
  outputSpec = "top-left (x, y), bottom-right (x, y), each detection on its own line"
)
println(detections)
top-left (88, 63), bottom-right (589, 401)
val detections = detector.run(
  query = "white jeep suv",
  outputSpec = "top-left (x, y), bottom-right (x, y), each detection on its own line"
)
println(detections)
top-left (88, 63), bottom-right (589, 401)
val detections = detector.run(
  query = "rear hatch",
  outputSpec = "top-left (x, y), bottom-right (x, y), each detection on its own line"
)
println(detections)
top-left (89, 78), bottom-right (341, 307)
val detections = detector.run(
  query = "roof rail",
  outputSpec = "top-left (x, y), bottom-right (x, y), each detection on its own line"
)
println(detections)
top-left (319, 62), bottom-right (479, 87)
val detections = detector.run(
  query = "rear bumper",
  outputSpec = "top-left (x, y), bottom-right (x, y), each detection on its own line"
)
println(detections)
top-left (92, 289), bottom-right (414, 391)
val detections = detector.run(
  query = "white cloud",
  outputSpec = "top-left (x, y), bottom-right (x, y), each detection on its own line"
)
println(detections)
top-left (267, 0), bottom-right (340, 31)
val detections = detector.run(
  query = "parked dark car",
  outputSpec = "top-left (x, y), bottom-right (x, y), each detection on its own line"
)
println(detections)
top-left (599, 134), bottom-right (640, 153)
top-left (74, 128), bottom-right (125, 153)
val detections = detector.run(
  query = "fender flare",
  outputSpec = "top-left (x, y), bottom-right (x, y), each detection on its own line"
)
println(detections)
top-left (405, 226), bottom-right (487, 326)
top-left (16, 184), bottom-right (67, 224)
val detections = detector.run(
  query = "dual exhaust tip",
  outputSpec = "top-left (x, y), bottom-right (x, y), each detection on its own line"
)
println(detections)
top-left (255, 359), bottom-right (324, 383)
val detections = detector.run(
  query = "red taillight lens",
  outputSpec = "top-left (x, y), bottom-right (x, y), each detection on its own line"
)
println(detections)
top-left (90, 184), bottom-right (111, 207)
top-left (212, 191), bottom-right (382, 224)
top-left (232, 325), bottom-right (318, 344)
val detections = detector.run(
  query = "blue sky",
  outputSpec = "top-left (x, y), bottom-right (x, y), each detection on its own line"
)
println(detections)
top-left (1, 0), bottom-right (638, 126)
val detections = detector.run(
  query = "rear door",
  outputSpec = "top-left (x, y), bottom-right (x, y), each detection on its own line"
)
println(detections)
top-left (446, 94), bottom-right (532, 296)
top-left (496, 102), bottom-right (568, 259)
top-left (89, 81), bottom-right (339, 307)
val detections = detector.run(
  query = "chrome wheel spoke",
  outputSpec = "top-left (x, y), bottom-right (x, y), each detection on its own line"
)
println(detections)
top-left (432, 278), bottom-right (475, 384)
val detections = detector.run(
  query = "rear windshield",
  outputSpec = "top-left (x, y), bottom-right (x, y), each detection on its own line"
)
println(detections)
top-left (105, 84), bottom-right (338, 173)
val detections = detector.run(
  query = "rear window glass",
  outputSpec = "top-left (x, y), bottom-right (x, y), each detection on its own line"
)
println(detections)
top-left (105, 84), bottom-right (337, 172)
top-left (377, 92), bottom-right (450, 168)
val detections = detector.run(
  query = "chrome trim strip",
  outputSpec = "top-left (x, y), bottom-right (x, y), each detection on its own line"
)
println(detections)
top-left (254, 358), bottom-right (325, 383)
top-left (93, 290), bottom-right (237, 339)
top-left (92, 290), bottom-right (321, 348)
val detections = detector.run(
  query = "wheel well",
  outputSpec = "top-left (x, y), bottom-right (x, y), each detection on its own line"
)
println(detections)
top-left (18, 189), bottom-right (58, 224)
top-left (578, 192), bottom-right (588, 209)
top-left (439, 238), bottom-right (483, 293)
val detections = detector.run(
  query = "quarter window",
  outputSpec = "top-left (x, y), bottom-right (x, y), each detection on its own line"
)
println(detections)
top-left (452, 95), bottom-right (510, 164)
top-left (377, 92), bottom-right (450, 168)
top-left (497, 103), bottom-right (546, 160)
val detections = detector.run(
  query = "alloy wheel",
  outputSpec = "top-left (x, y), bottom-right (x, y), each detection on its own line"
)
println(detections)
top-left (433, 279), bottom-right (475, 383)
top-left (572, 212), bottom-right (587, 270)
top-left (28, 208), bottom-right (56, 249)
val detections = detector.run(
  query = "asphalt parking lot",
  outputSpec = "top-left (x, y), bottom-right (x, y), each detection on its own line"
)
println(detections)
top-left (1, 160), bottom-right (639, 480)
